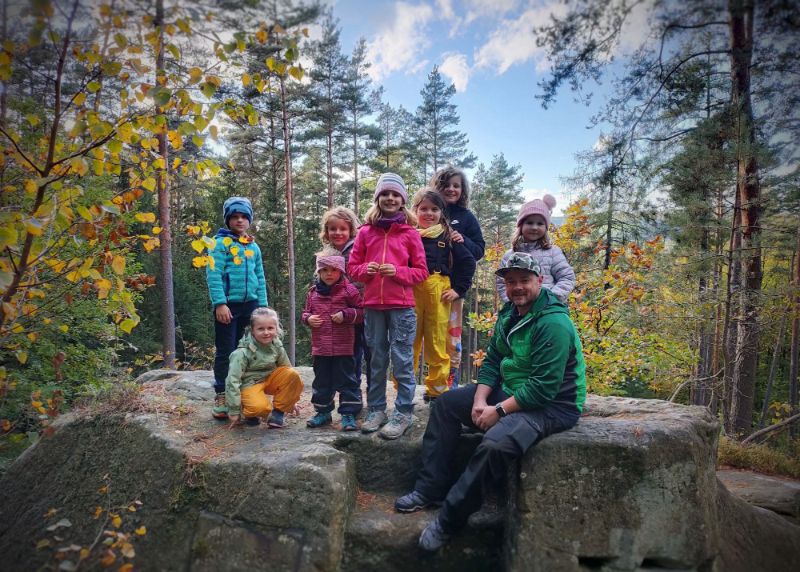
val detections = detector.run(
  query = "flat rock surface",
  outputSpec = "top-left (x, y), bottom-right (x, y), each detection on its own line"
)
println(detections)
top-left (718, 468), bottom-right (800, 518)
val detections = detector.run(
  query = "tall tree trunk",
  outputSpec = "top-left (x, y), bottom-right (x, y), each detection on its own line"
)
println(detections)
top-left (326, 129), bottom-right (334, 208)
top-left (789, 225), bottom-right (800, 438)
top-left (279, 76), bottom-right (296, 363)
top-left (722, 188), bottom-right (741, 433)
top-left (728, 0), bottom-right (762, 437)
top-left (352, 113), bottom-right (359, 214)
top-left (155, 0), bottom-right (175, 368)
top-left (758, 312), bottom-right (787, 429)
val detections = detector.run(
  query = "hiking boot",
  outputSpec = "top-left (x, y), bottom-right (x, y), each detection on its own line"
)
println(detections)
top-left (267, 410), bottom-right (286, 428)
top-left (418, 516), bottom-right (451, 552)
top-left (244, 416), bottom-right (260, 426)
top-left (379, 411), bottom-right (413, 440)
top-left (306, 411), bottom-right (333, 428)
top-left (212, 392), bottom-right (229, 420)
top-left (361, 410), bottom-right (388, 433)
top-left (340, 414), bottom-right (358, 432)
top-left (394, 490), bottom-right (441, 513)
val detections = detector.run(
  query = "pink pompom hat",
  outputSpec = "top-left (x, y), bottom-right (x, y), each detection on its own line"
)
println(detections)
top-left (516, 194), bottom-right (556, 228)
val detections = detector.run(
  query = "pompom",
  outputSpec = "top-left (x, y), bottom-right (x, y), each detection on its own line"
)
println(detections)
top-left (542, 194), bottom-right (556, 211)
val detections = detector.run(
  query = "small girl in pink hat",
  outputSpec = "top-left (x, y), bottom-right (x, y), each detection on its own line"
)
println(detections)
top-left (496, 195), bottom-right (576, 303)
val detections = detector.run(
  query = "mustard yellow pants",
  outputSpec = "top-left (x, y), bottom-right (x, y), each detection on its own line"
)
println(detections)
top-left (413, 273), bottom-right (452, 397)
top-left (240, 366), bottom-right (303, 418)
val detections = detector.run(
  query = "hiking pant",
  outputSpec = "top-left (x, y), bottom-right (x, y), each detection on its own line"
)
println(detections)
top-left (353, 323), bottom-right (372, 391)
top-left (446, 298), bottom-right (464, 387)
top-left (413, 274), bottom-right (452, 398)
top-left (364, 307), bottom-right (416, 414)
top-left (213, 300), bottom-right (259, 394)
top-left (414, 384), bottom-right (579, 531)
top-left (240, 366), bottom-right (303, 418)
top-left (311, 355), bottom-right (363, 416)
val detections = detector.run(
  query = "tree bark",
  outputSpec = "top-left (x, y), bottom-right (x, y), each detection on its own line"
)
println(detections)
top-left (728, 0), bottom-right (762, 437)
top-left (155, 0), bottom-right (175, 368)
top-left (789, 225), bottom-right (800, 438)
top-left (279, 76), bottom-right (297, 364)
top-left (758, 312), bottom-right (786, 429)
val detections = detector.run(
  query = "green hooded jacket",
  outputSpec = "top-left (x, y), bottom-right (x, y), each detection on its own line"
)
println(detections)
top-left (477, 288), bottom-right (586, 412)
top-left (225, 332), bottom-right (291, 417)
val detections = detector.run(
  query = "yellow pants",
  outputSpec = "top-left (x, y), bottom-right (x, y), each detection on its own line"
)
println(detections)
top-left (240, 366), bottom-right (303, 418)
top-left (413, 273), bottom-right (452, 397)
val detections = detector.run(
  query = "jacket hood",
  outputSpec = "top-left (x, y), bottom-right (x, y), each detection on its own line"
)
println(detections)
top-left (215, 227), bottom-right (243, 239)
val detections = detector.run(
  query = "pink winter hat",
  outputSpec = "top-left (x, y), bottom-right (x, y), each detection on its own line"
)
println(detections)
top-left (516, 194), bottom-right (556, 228)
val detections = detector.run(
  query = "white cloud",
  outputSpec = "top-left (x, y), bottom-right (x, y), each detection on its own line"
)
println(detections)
top-left (463, 0), bottom-right (520, 24)
top-left (474, 2), bottom-right (567, 74)
top-left (366, 2), bottom-right (436, 81)
top-left (439, 52), bottom-right (471, 92)
top-left (436, 0), bottom-right (455, 20)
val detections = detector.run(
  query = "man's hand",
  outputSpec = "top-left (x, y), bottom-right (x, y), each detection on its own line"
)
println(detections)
top-left (471, 400), bottom-right (487, 426)
top-left (330, 311), bottom-right (344, 324)
top-left (215, 304), bottom-right (232, 324)
top-left (475, 406), bottom-right (500, 431)
top-left (379, 263), bottom-right (396, 276)
top-left (228, 415), bottom-right (241, 429)
top-left (307, 314), bottom-right (323, 328)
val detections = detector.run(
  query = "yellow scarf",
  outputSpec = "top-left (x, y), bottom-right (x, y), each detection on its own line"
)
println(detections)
top-left (417, 224), bottom-right (443, 239)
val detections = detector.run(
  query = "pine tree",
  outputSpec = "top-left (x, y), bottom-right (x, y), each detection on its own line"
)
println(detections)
top-left (414, 66), bottom-right (476, 180)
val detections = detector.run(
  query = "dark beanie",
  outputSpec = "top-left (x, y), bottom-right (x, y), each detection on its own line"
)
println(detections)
top-left (223, 197), bottom-right (253, 225)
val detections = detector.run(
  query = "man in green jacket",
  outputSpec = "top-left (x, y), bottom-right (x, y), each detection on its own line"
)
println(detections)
top-left (394, 252), bottom-right (586, 551)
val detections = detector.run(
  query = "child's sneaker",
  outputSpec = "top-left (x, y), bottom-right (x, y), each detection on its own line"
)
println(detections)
top-left (211, 393), bottom-right (229, 420)
top-left (244, 416), bottom-right (260, 426)
top-left (361, 410), bottom-right (388, 433)
top-left (267, 409), bottom-right (286, 428)
top-left (379, 411), bottom-right (413, 440)
top-left (340, 414), bottom-right (358, 432)
top-left (306, 412), bottom-right (332, 428)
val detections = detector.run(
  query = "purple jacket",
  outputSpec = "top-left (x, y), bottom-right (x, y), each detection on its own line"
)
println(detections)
top-left (302, 280), bottom-right (364, 356)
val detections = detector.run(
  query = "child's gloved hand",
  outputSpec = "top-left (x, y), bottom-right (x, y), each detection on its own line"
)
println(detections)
top-left (307, 315), bottom-right (323, 328)
top-left (330, 312), bottom-right (344, 324)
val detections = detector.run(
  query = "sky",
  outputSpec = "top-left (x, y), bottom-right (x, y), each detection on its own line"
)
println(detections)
top-left (325, 0), bottom-right (633, 215)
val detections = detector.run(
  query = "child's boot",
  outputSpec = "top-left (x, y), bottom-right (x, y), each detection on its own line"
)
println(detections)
top-left (306, 412), bottom-right (333, 428)
top-left (340, 414), bottom-right (358, 432)
top-left (267, 409), bottom-right (286, 428)
top-left (212, 392), bottom-right (229, 420)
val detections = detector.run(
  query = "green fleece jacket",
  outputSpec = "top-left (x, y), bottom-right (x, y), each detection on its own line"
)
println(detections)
top-left (225, 333), bottom-right (291, 417)
top-left (477, 288), bottom-right (586, 413)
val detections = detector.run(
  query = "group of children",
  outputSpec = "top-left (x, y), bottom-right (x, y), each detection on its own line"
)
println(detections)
top-left (206, 169), bottom-right (575, 440)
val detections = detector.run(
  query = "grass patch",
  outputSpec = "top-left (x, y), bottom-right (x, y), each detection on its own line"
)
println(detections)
top-left (718, 436), bottom-right (800, 479)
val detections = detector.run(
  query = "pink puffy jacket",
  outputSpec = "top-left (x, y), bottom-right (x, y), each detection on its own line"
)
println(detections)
top-left (348, 222), bottom-right (428, 308)
top-left (302, 280), bottom-right (363, 356)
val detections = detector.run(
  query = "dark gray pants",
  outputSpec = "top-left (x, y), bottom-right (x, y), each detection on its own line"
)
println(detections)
top-left (414, 384), bottom-right (579, 530)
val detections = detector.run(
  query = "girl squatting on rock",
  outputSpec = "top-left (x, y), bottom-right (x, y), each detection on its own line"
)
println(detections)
top-left (303, 248), bottom-right (364, 431)
top-left (411, 190), bottom-right (476, 402)
top-left (224, 308), bottom-right (304, 428)
top-left (207, 197), bottom-right (268, 421)
top-left (348, 173), bottom-right (429, 439)
top-left (319, 206), bottom-right (371, 391)
top-left (496, 194), bottom-right (576, 304)
top-left (430, 167), bottom-right (485, 387)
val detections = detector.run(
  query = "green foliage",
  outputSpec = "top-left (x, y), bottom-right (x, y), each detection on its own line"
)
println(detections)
top-left (718, 436), bottom-right (800, 479)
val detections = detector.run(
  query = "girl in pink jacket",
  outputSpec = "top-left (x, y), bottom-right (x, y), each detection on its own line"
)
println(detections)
top-left (303, 248), bottom-right (364, 432)
top-left (348, 173), bottom-right (428, 440)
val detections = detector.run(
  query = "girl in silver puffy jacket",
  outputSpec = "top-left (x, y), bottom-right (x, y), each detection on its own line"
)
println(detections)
top-left (496, 195), bottom-right (576, 303)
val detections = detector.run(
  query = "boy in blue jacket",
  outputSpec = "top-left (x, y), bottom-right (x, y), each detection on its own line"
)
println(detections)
top-left (207, 197), bottom-right (268, 420)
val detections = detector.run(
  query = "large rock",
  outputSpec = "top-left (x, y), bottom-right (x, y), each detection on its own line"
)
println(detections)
top-left (0, 369), bottom-right (798, 571)
top-left (717, 468), bottom-right (800, 522)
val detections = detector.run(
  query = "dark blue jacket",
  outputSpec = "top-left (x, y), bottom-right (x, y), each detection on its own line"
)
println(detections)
top-left (421, 231), bottom-right (476, 298)
top-left (445, 204), bottom-right (485, 261)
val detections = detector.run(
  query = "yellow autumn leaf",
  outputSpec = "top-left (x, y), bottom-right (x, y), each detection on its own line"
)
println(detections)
top-left (111, 513), bottom-right (122, 528)
top-left (152, 226), bottom-right (161, 235)
top-left (71, 157), bottom-right (89, 176)
top-left (24, 218), bottom-right (44, 236)
top-left (16, 350), bottom-right (28, 364)
top-left (119, 563), bottom-right (134, 572)
top-left (192, 256), bottom-right (207, 268)
top-left (100, 549), bottom-right (116, 567)
top-left (242, 73), bottom-right (251, 87)
top-left (191, 239), bottom-right (205, 253)
top-left (134, 526), bottom-right (146, 536)
top-left (24, 179), bottom-right (38, 193)
top-left (79, 547), bottom-right (90, 560)
top-left (142, 177), bottom-right (156, 192)
top-left (119, 319), bottom-right (138, 334)
top-left (111, 256), bottom-right (125, 274)
top-left (93, 506), bottom-right (103, 519)
top-left (59, 325), bottom-right (69, 333)
top-left (135, 212), bottom-right (156, 223)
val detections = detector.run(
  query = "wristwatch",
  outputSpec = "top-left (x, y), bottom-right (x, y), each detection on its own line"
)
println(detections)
top-left (495, 403), bottom-right (508, 418)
